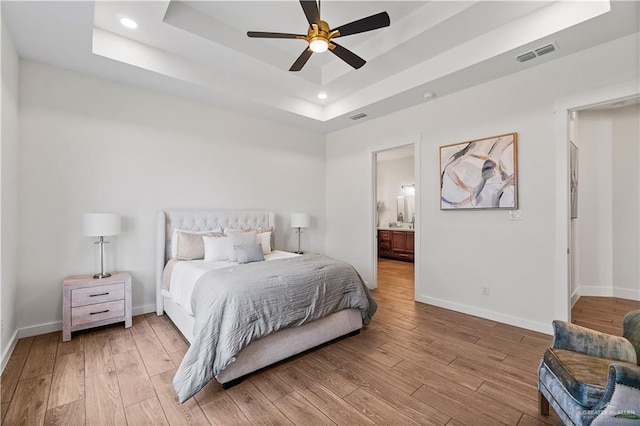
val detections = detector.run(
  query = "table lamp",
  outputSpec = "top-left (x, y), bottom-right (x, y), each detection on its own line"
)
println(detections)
top-left (83, 213), bottom-right (121, 279)
top-left (290, 213), bottom-right (310, 254)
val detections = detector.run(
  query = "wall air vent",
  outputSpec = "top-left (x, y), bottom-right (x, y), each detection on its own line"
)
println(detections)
top-left (516, 41), bottom-right (559, 63)
top-left (349, 113), bottom-right (368, 120)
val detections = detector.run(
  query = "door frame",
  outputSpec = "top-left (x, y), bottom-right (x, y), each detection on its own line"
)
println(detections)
top-left (370, 133), bottom-right (422, 294)
top-left (553, 79), bottom-right (639, 322)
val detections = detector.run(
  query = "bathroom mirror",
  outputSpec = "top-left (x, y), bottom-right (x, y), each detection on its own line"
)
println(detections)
top-left (396, 195), bottom-right (415, 223)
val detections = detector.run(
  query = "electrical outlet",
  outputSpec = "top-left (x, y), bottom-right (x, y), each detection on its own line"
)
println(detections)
top-left (509, 210), bottom-right (522, 221)
top-left (481, 285), bottom-right (490, 296)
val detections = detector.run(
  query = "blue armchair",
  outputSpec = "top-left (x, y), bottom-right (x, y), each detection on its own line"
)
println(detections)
top-left (538, 310), bottom-right (640, 425)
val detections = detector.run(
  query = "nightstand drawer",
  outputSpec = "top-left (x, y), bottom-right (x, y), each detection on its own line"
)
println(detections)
top-left (71, 300), bottom-right (124, 325)
top-left (71, 283), bottom-right (124, 307)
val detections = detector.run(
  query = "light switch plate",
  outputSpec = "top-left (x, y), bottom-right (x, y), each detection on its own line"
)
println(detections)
top-left (509, 210), bottom-right (522, 221)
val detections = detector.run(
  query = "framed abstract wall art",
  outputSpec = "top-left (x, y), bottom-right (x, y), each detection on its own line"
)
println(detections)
top-left (440, 132), bottom-right (518, 210)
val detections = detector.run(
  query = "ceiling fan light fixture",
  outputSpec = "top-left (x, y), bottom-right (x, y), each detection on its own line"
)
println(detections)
top-left (309, 38), bottom-right (329, 53)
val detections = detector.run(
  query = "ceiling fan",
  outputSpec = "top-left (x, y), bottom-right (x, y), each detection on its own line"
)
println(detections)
top-left (247, 0), bottom-right (390, 72)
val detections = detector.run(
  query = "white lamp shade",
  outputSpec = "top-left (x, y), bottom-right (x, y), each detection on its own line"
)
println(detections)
top-left (83, 213), bottom-right (121, 237)
top-left (290, 213), bottom-right (310, 228)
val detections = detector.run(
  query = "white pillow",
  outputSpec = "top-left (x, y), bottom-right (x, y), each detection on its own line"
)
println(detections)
top-left (203, 236), bottom-right (229, 262)
top-left (171, 227), bottom-right (222, 260)
top-left (226, 230), bottom-right (257, 262)
top-left (256, 231), bottom-right (272, 255)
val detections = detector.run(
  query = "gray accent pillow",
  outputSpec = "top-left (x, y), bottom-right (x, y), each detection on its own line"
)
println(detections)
top-left (227, 230), bottom-right (257, 261)
top-left (235, 243), bottom-right (265, 264)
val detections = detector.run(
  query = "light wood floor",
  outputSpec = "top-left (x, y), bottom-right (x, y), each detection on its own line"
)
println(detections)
top-left (2, 259), bottom-right (639, 425)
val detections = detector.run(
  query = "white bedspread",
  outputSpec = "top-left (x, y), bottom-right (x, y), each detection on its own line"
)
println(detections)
top-left (165, 250), bottom-right (299, 315)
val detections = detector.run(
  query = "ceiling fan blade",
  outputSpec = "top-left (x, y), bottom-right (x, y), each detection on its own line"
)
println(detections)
top-left (289, 48), bottom-right (313, 72)
top-left (247, 31), bottom-right (304, 39)
top-left (329, 42), bottom-right (366, 69)
top-left (332, 11), bottom-right (390, 38)
top-left (300, 0), bottom-right (321, 26)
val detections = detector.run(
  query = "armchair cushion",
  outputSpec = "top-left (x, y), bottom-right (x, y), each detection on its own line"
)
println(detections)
top-left (544, 348), bottom-right (616, 408)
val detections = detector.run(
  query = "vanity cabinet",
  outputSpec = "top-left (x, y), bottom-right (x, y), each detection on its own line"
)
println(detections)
top-left (378, 230), bottom-right (414, 262)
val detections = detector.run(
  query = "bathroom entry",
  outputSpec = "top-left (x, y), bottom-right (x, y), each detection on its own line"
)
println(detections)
top-left (375, 145), bottom-right (416, 292)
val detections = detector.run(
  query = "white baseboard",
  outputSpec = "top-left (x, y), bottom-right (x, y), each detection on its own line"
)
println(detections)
top-left (571, 289), bottom-right (580, 307)
top-left (17, 304), bottom-right (156, 339)
top-left (133, 303), bottom-right (156, 316)
top-left (415, 295), bottom-right (553, 335)
top-left (577, 286), bottom-right (614, 298)
top-left (575, 286), bottom-right (640, 301)
top-left (612, 288), bottom-right (640, 301)
top-left (4, 303), bottom-right (158, 365)
top-left (1, 329), bottom-right (19, 374)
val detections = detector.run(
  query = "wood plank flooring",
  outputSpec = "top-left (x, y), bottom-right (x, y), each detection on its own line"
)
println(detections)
top-left (2, 258), bottom-right (639, 425)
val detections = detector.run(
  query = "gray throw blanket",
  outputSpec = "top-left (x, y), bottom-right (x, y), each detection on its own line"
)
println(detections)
top-left (173, 254), bottom-right (376, 402)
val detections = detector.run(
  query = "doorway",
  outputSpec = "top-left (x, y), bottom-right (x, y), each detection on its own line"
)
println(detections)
top-left (374, 145), bottom-right (416, 294)
top-left (568, 96), bottom-right (640, 314)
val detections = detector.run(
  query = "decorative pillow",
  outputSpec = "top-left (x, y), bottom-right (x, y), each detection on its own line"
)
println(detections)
top-left (171, 228), bottom-right (223, 260)
top-left (226, 230), bottom-right (257, 262)
top-left (256, 226), bottom-right (274, 250)
top-left (235, 243), bottom-right (265, 264)
top-left (203, 236), bottom-right (229, 262)
top-left (256, 231), bottom-right (272, 255)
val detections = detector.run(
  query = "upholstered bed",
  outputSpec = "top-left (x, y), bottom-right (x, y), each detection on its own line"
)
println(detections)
top-left (155, 209), bottom-right (374, 401)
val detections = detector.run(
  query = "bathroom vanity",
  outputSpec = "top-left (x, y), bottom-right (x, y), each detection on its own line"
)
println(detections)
top-left (378, 228), bottom-right (414, 262)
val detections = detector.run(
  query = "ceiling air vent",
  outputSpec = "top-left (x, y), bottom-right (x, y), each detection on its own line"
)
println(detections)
top-left (516, 52), bottom-right (536, 63)
top-left (349, 113), bottom-right (368, 121)
top-left (535, 43), bottom-right (556, 56)
top-left (516, 41), bottom-right (559, 63)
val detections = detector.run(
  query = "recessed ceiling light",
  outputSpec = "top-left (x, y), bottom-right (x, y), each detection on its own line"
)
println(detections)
top-left (120, 17), bottom-right (138, 29)
top-left (423, 92), bottom-right (436, 100)
top-left (317, 92), bottom-right (328, 100)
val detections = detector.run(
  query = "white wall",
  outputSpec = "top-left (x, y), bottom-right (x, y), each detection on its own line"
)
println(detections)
top-left (17, 60), bottom-right (326, 335)
top-left (612, 104), bottom-right (640, 299)
top-left (1, 10), bottom-right (20, 367)
top-left (575, 104), bottom-right (640, 300)
top-left (326, 33), bottom-right (640, 333)
top-left (574, 110), bottom-right (614, 295)
top-left (377, 156), bottom-right (414, 226)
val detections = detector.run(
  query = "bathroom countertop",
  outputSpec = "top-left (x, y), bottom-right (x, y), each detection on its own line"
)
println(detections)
top-left (377, 227), bottom-right (415, 232)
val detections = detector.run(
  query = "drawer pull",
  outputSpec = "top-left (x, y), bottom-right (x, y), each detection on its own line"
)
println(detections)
top-left (89, 292), bottom-right (109, 297)
top-left (90, 310), bottom-right (109, 315)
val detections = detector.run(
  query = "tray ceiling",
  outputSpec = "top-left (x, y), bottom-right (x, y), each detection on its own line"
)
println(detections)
top-left (4, 1), bottom-right (639, 132)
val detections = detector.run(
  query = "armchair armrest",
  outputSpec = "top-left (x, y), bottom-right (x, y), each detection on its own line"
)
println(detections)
top-left (590, 364), bottom-right (640, 425)
top-left (623, 310), bottom-right (640, 363)
top-left (552, 320), bottom-right (637, 364)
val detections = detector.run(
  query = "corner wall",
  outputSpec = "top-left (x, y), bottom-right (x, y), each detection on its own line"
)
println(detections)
top-left (17, 60), bottom-right (326, 335)
top-left (1, 9), bottom-right (20, 368)
top-left (326, 33), bottom-right (639, 333)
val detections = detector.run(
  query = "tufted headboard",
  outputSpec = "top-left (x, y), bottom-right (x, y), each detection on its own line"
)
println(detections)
top-left (156, 209), bottom-right (276, 314)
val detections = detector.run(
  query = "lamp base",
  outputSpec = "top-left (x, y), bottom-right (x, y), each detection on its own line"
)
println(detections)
top-left (93, 272), bottom-right (112, 279)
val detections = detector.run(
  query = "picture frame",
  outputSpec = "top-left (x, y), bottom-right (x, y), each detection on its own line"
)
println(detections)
top-left (440, 132), bottom-right (518, 210)
top-left (570, 141), bottom-right (579, 219)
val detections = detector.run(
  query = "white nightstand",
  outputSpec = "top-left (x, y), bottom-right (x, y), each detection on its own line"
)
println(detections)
top-left (62, 271), bottom-right (132, 342)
